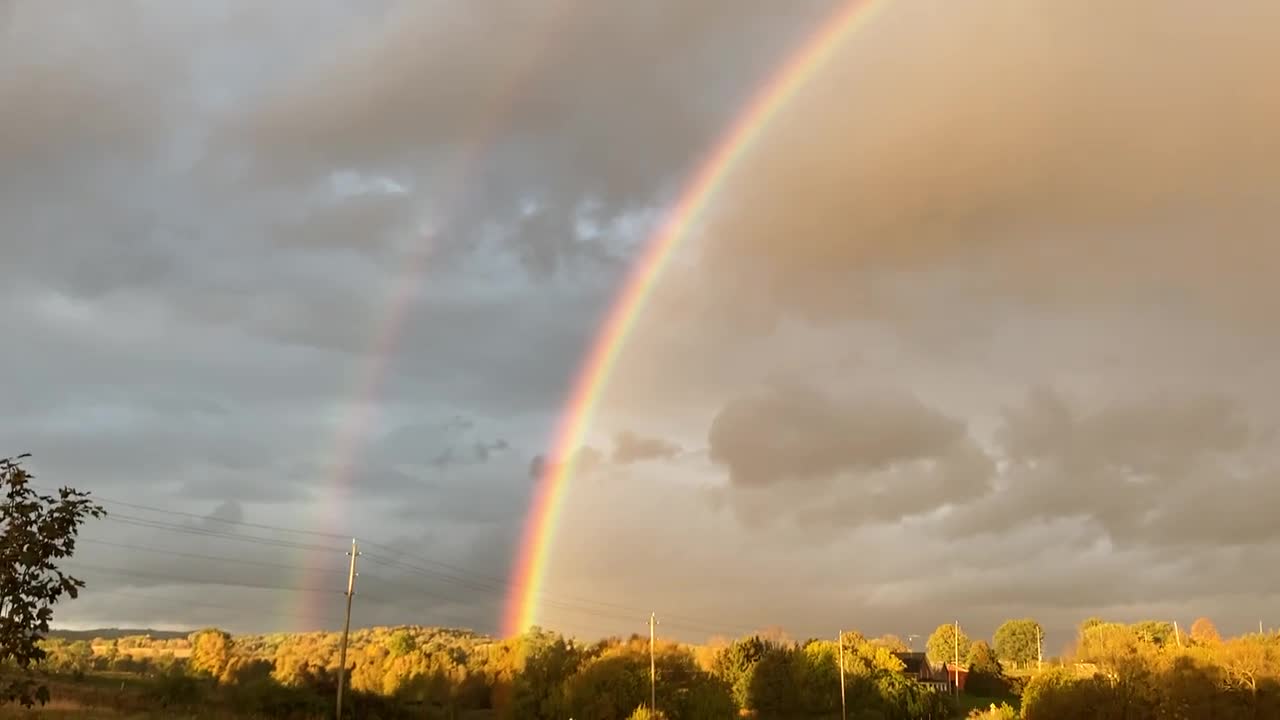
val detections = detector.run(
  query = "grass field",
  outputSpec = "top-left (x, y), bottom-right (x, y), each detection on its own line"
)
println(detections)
top-left (0, 674), bottom-right (251, 719)
top-left (3, 671), bottom-right (1003, 719)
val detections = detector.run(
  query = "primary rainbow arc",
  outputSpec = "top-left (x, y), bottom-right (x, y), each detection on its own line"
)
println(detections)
top-left (502, 0), bottom-right (889, 637)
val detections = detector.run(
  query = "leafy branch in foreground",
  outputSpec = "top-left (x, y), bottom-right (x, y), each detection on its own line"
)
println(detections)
top-left (1, 454), bottom-right (104, 707)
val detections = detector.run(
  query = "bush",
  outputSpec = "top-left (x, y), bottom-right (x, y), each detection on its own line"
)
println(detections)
top-left (628, 707), bottom-right (668, 720)
top-left (225, 677), bottom-right (328, 718)
top-left (968, 702), bottom-right (1017, 719)
top-left (150, 668), bottom-right (202, 706)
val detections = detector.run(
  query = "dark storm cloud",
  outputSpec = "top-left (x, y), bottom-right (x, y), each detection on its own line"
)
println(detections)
top-left (226, 0), bottom-right (836, 273)
top-left (5, 0), bottom-right (754, 633)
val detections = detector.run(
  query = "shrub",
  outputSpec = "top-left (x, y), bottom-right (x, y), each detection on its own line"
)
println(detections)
top-left (968, 702), bottom-right (1017, 719)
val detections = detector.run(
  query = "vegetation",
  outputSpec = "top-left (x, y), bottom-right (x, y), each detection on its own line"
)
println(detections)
top-left (12, 613), bottom-right (1280, 719)
top-left (0, 455), bottom-right (103, 707)
top-left (926, 624), bottom-right (971, 667)
top-left (6, 455), bottom-right (1280, 718)
top-left (992, 620), bottom-right (1042, 670)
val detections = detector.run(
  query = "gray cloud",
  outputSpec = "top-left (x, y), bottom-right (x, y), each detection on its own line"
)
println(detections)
top-left (9, 0), bottom-right (1280, 648)
top-left (707, 384), bottom-right (992, 528)
top-left (941, 387), bottom-right (1280, 550)
top-left (611, 430), bottom-right (682, 465)
top-left (673, 0), bottom-right (1280, 336)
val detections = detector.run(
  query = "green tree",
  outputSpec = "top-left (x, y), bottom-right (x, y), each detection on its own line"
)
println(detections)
top-left (746, 644), bottom-right (798, 717)
top-left (1079, 616), bottom-right (1106, 633)
top-left (506, 628), bottom-right (580, 720)
top-left (385, 629), bottom-right (416, 658)
top-left (0, 455), bottom-right (104, 707)
top-left (711, 635), bottom-right (770, 709)
top-left (1131, 620), bottom-right (1175, 648)
top-left (966, 641), bottom-right (1006, 696)
top-left (993, 618), bottom-right (1042, 668)
top-left (926, 623), bottom-right (971, 666)
top-left (968, 641), bottom-right (1000, 675)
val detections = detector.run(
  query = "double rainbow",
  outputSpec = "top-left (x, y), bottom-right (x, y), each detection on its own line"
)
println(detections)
top-left (502, 0), bottom-right (888, 636)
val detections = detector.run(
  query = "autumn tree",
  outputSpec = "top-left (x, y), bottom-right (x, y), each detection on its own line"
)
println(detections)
top-left (1220, 634), bottom-right (1277, 704)
top-left (868, 634), bottom-right (909, 653)
top-left (1189, 616), bottom-right (1222, 646)
top-left (926, 623), bottom-right (971, 666)
top-left (0, 455), bottom-right (104, 707)
top-left (189, 628), bottom-right (235, 680)
top-left (993, 618), bottom-right (1042, 668)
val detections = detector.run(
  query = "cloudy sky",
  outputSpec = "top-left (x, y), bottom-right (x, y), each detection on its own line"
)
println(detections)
top-left (5, 0), bottom-right (1279, 653)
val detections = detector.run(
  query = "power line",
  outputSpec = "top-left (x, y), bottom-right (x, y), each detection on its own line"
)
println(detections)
top-left (85, 495), bottom-right (731, 631)
top-left (75, 496), bottom-right (760, 639)
top-left (76, 532), bottom-right (628, 635)
top-left (69, 587), bottom-right (346, 627)
top-left (363, 553), bottom-right (757, 638)
top-left (102, 514), bottom-right (342, 553)
top-left (41, 489), bottom-right (352, 541)
top-left (78, 537), bottom-right (346, 576)
top-left (63, 561), bottom-right (344, 597)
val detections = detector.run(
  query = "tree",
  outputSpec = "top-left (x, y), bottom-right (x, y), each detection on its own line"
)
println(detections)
top-left (1, 455), bottom-right (104, 707)
top-left (1131, 620), bottom-right (1175, 648)
top-left (968, 641), bottom-right (1000, 676)
top-left (926, 623), bottom-right (971, 666)
top-left (1079, 616), bottom-right (1106, 633)
top-left (993, 618), bottom-right (1043, 668)
top-left (189, 628), bottom-right (235, 680)
top-left (1220, 634), bottom-right (1276, 701)
top-left (869, 634), bottom-right (909, 653)
top-left (385, 629), bottom-right (416, 658)
top-left (1189, 617), bottom-right (1222, 646)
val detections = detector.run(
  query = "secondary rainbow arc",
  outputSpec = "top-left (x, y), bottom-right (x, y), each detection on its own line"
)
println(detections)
top-left (502, 0), bottom-right (889, 637)
top-left (294, 0), bottom-right (584, 630)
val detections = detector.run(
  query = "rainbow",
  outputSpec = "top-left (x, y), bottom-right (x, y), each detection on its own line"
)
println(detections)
top-left (296, 0), bottom-right (582, 630)
top-left (502, 0), bottom-right (889, 636)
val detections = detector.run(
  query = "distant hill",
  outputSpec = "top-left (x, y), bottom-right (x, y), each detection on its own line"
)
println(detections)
top-left (47, 628), bottom-right (192, 641)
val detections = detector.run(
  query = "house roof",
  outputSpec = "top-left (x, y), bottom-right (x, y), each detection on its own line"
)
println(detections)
top-left (894, 652), bottom-right (929, 674)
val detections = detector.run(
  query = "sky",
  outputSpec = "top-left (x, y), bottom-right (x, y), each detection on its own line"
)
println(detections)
top-left (4, 0), bottom-right (1279, 654)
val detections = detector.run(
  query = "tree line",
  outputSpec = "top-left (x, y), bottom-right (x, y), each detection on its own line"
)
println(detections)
top-left (39, 625), bottom-right (957, 719)
top-left (6, 455), bottom-right (1280, 718)
top-left (40, 617), bottom-right (1280, 719)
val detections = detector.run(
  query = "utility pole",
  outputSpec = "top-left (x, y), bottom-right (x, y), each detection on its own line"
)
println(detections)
top-left (335, 539), bottom-right (360, 720)
top-left (837, 631), bottom-right (847, 720)
top-left (1037, 626), bottom-right (1043, 671)
top-left (1173, 621), bottom-right (1182, 649)
top-left (649, 613), bottom-right (658, 712)
top-left (1261, 621), bottom-right (1265, 635)
top-left (953, 621), bottom-right (960, 700)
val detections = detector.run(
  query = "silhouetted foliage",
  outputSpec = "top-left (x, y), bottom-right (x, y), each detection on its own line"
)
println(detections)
top-left (0, 454), bottom-right (104, 707)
